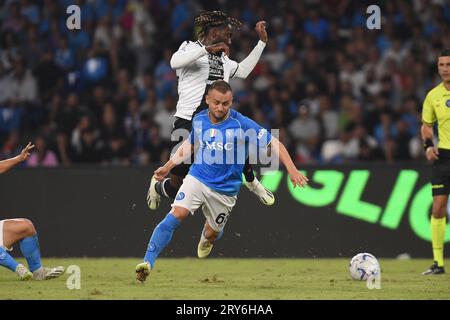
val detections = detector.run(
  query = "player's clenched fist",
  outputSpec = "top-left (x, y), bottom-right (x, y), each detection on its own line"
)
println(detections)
top-left (288, 170), bottom-right (309, 188)
top-left (255, 21), bottom-right (268, 43)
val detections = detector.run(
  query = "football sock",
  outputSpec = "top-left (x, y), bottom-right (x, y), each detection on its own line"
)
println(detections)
top-left (156, 179), bottom-right (178, 199)
top-left (431, 216), bottom-right (446, 267)
top-left (0, 247), bottom-right (19, 272)
top-left (144, 213), bottom-right (180, 269)
top-left (243, 161), bottom-right (255, 183)
top-left (19, 235), bottom-right (42, 272)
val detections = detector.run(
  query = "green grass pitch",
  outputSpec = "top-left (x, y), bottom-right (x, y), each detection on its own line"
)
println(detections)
top-left (1, 258), bottom-right (450, 300)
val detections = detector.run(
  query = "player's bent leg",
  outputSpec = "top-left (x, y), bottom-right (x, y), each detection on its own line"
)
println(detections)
top-left (243, 162), bottom-right (275, 206)
top-left (2, 218), bottom-right (36, 249)
top-left (3, 219), bottom-right (65, 280)
top-left (147, 172), bottom-right (185, 210)
top-left (423, 194), bottom-right (447, 275)
top-left (160, 173), bottom-right (185, 199)
top-left (136, 206), bottom-right (189, 283)
top-left (197, 222), bottom-right (223, 259)
top-left (198, 186), bottom-right (236, 259)
top-left (0, 219), bottom-right (33, 280)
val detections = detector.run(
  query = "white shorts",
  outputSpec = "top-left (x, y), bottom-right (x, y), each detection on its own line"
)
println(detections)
top-left (172, 175), bottom-right (237, 232)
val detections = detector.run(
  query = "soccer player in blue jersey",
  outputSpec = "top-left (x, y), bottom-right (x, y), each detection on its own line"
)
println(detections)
top-left (0, 142), bottom-right (64, 280)
top-left (136, 80), bottom-right (308, 282)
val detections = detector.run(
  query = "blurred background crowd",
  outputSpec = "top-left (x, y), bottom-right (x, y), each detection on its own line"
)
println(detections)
top-left (0, 0), bottom-right (449, 167)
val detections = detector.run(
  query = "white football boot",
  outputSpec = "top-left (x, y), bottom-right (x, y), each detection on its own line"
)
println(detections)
top-left (245, 178), bottom-right (275, 206)
top-left (33, 266), bottom-right (65, 280)
top-left (197, 237), bottom-right (213, 259)
top-left (15, 264), bottom-right (33, 281)
top-left (147, 176), bottom-right (161, 210)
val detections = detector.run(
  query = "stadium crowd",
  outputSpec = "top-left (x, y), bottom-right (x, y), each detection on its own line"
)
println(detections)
top-left (0, 0), bottom-right (449, 167)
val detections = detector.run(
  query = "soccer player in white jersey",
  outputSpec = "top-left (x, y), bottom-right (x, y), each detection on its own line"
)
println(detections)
top-left (0, 142), bottom-right (64, 280)
top-left (147, 10), bottom-right (275, 210)
top-left (136, 80), bottom-right (308, 282)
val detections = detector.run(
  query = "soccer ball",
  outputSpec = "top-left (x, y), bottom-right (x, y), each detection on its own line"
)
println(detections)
top-left (349, 253), bottom-right (380, 280)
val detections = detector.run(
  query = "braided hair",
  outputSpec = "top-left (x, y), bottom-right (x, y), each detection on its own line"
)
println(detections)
top-left (194, 10), bottom-right (242, 39)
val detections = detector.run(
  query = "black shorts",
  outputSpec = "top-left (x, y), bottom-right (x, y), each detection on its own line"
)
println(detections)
top-left (431, 149), bottom-right (450, 196)
top-left (169, 117), bottom-right (193, 177)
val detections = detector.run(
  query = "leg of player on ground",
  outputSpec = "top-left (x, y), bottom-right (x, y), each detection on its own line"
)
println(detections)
top-left (136, 206), bottom-right (189, 282)
top-left (0, 219), bottom-right (30, 280)
top-left (2, 219), bottom-right (64, 280)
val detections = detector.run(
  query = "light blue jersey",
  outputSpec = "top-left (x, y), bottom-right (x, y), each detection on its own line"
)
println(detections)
top-left (188, 109), bottom-right (272, 196)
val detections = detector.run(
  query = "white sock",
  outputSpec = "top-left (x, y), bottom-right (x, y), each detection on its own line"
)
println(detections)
top-left (246, 178), bottom-right (260, 191)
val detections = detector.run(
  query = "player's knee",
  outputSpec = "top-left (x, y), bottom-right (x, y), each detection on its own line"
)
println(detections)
top-left (171, 207), bottom-right (190, 222)
top-left (20, 219), bottom-right (36, 237)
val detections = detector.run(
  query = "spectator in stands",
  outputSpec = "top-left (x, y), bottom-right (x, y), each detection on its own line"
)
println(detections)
top-left (0, 0), bottom-right (449, 166)
top-left (26, 135), bottom-right (58, 167)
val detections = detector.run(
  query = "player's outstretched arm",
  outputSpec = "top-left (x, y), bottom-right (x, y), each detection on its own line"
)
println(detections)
top-left (0, 142), bottom-right (34, 174)
top-left (233, 21), bottom-right (267, 79)
top-left (170, 42), bottom-right (230, 69)
top-left (154, 139), bottom-right (194, 181)
top-left (269, 137), bottom-right (308, 188)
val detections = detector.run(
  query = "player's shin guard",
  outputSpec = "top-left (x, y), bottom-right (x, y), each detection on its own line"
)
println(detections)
top-left (0, 247), bottom-right (19, 272)
top-left (431, 216), bottom-right (446, 267)
top-left (156, 179), bottom-right (178, 199)
top-left (19, 235), bottom-right (42, 272)
top-left (144, 213), bottom-right (180, 268)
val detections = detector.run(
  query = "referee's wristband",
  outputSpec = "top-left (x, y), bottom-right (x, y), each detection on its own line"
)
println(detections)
top-left (423, 139), bottom-right (434, 152)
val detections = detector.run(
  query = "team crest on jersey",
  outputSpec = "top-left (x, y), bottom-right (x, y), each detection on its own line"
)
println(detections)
top-left (446, 99), bottom-right (450, 108)
top-left (176, 192), bottom-right (185, 200)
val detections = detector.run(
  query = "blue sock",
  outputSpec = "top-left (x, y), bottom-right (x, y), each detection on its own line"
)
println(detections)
top-left (144, 213), bottom-right (181, 269)
top-left (0, 247), bottom-right (19, 272)
top-left (19, 235), bottom-right (42, 272)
